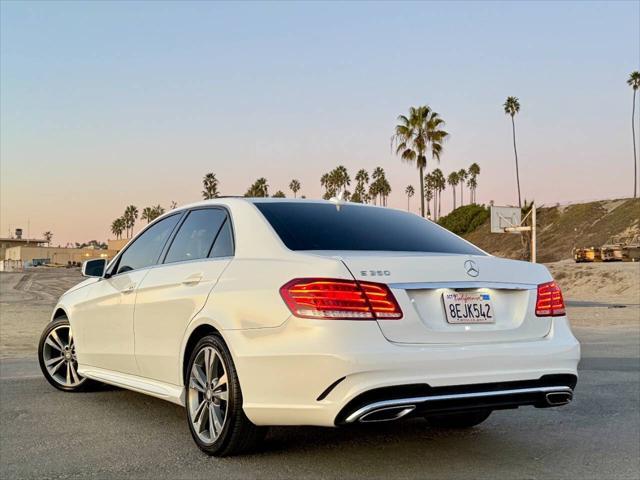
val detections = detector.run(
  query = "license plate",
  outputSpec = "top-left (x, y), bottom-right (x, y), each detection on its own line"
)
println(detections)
top-left (443, 292), bottom-right (495, 324)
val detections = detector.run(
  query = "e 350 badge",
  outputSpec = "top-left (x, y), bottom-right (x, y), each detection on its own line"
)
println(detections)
top-left (360, 270), bottom-right (391, 277)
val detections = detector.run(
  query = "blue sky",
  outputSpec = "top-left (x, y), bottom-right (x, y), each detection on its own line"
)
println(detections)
top-left (1, 1), bottom-right (639, 243)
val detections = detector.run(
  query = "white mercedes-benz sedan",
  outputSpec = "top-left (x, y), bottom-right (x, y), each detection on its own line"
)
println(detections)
top-left (38, 198), bottom-right (580, 456)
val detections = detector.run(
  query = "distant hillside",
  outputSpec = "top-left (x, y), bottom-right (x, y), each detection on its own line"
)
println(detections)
top-left (463, 198), bottom-right (640, 262)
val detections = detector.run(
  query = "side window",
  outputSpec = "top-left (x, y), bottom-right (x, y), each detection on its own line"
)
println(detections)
top-left (164, 209), bottom-right (227, 264)
top-left (116, 214), bottom-right (181, 274)
top-left (209, 218), bottom-right (234, 258)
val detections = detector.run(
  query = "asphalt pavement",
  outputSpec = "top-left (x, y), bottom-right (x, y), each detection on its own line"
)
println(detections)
top-left (1, 324), bottom-right (639, 480)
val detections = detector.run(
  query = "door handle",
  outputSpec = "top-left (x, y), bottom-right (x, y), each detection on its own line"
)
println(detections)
top-left (181, 273), bottom-right (204, 286)
top-left (122, 283), bottom-right (136, 294)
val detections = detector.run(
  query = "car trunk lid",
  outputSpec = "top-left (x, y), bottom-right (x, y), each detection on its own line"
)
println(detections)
top-left (316, 252), bottom-right (553, 344)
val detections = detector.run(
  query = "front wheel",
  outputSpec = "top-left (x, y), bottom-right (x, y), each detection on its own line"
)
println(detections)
top-left (426, 410), bottom-right (492, 429)
top-left (38, 317), bottom-right (93, 391)
top-left (185, 335), bottom-right (267, 456)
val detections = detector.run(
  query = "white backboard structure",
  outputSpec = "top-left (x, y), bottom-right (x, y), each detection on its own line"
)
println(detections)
top-left (490, 206), bottom-right (521, 234)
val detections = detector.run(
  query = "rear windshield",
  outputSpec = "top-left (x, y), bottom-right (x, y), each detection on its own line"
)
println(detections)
top-left (254, 202), bottom-right (484, 255)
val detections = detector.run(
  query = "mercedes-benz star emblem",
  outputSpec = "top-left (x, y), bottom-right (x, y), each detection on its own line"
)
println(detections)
top-left (464, 259), bottom-right (479, 277)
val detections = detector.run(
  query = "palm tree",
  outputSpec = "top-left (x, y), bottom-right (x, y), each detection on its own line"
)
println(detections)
top-left (370, 167), bottom-right (387, 205)
top-left (320, 172), bottom-right (334, 199)
top-left (202, 173), bottom-right (220, 199)
top-left (111, 218), bottom-right (125, 239)
top-left (447, 171), bottom-right (459, 210)
top-left (43, 231), bottom-right (53, 246)
top-left (405, 185), bottom-right (415, 211)
top-left (332, 165), bottom-right (351, 198)
top-left (424, 173), bottom-right (435, 218)
top-left (392, 105), bottom-right (449, 217)
top-left (245, 178), bottom-right (269, 197)
top-left (504, 96), bottom-right (522, 207)
top-left (458, 168), bottom-right (468, 206)
top-left (468, 162), bottom-right (481, 203)
top-left (352, 169), bottom-right (370, 203)
top-left (123, 205), bottom-right (138, 238)
top-left (272, 190), bottom-right (286, 198)
top-left (141, 207), bottom-right (154, 224)
top-left (169, 201), bottom-right (178, 210)
top-left (289, 179), bottom-right (301, 198)
top-left (432, 168), bottom-right (446, 220)
top-left (152, 204), bottom-right (165, 219)
top-left (628, 71), bottom-right (640, 198)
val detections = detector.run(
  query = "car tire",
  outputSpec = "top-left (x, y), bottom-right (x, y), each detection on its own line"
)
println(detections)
top-left (38, 317), bottom-right (94, 392)
top-left (185, 334), bottom-right (267, 456)
top-left (425, 410), bottom-right (492, 429)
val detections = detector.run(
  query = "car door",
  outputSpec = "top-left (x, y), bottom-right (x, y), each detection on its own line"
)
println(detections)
top-left (72, 213), bottom-right (182, 374)
top-left (133, 207), bottom-right (235, 385)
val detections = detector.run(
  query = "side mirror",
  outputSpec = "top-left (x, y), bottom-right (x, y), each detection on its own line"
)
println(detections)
top-left (82, 258), bottom-right (107, 278)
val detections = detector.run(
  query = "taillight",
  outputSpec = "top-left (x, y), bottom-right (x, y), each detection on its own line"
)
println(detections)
top-left (535, 281), bottom-right (566, 317)
top-left (280, 278), bottom-right (403, 320)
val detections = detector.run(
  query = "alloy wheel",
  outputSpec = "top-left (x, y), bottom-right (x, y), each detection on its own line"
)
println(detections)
top-left (42, 324), bottom-right (84, 388)
top-left (187, 346), bottom-right (229, 445)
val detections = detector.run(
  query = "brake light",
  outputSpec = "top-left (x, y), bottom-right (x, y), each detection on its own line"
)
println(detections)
top-left (535, 281), bottom-right (566, 317)
top-left (280, 278), bottom-right (403, 320)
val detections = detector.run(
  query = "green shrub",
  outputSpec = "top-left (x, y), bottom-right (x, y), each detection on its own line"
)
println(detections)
top-left (437, 204), bottom-right (489, 236)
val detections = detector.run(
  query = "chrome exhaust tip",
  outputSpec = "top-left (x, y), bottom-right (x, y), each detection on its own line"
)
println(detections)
top-left (545, 391), bottom-right (573, 406)
top-left (358, 405), bottom-right (416, 423)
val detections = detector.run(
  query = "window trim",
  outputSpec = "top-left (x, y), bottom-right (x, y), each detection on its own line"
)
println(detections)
top-left (160, 205), bottom-right (236, 265)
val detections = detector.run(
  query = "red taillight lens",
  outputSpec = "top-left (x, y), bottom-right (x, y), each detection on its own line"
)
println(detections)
top-left (535, 281), bottom-right (566, 317)
top-left (280, 278), bottom-right (403, 320)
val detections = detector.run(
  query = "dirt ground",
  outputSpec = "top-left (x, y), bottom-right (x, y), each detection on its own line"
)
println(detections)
top-left (0, 262), bottom-right (638, 359)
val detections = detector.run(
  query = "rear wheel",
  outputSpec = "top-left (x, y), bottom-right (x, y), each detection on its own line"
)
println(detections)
top-left (185, 335), bottom-right (266, 456)
top-left (426, 410), bottom-right (492, 429)
top-left (38, 317), bottom-right (93, 391)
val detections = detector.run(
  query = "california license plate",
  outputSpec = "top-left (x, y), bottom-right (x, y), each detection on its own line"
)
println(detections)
top-left (443, 292), bottom-right (495, 324)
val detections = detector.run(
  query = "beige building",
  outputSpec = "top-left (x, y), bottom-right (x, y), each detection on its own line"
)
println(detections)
top-left (0, 237), bottom-right (46, 260)
top-left (4, 245), bottom-right (117, 266)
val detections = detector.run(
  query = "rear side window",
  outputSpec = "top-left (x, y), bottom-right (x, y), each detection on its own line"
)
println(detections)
top-left (116, 214), bottom-right (181, 274)
top-left (209, 219), bottom-right (234, 258)
top-left (254, 202), bottom-right (484, 255)
top-left (164, 209), bottom-right (229, 263)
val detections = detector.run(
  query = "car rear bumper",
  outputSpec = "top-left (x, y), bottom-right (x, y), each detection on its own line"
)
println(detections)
top-left (223, 316), bottom-right (580, 427)
top-left (335, 374), bottom-right (577, 424)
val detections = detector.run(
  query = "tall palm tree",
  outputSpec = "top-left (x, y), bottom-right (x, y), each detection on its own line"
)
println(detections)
top-left (457, 168), bottom-right (468, 206)
top-left (468, 162), bottom-right (481, 203)
top-left (432, 168), bottom-right (446, 220)
top-left (289, 179), bottom-right (301, 198)
top-left (424, 173), bottom-right (435, 218)
top-left (447, 171), bottom-right (459, 210)
top-left (392, 105), bottom-right (449, 217)
top-left (628, 71), bottom-right (640, 198)
top-left (504, 96), bottom-right (522, 207)
top-left (123, 205), bottom-right (138, 238)
top-left (405, 185), bottom-right (415, 211)
top-left (202, 173), bottom-right (220, 199)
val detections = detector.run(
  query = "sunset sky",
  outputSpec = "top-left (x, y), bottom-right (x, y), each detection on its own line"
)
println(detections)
top-left (1, 1), bottom-right (639, 245)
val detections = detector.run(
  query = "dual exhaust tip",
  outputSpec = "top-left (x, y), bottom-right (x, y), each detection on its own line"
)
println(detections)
top-left (353, 389), bottom-right (573, 423)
